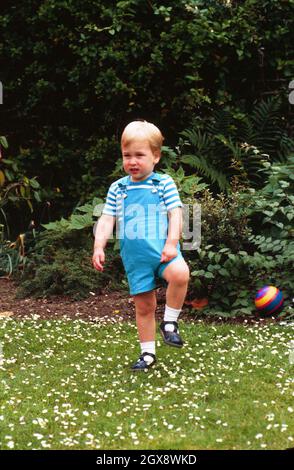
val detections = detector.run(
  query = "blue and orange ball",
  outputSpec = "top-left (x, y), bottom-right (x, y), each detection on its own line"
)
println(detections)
top-left (255, 285), bottom-right (284, 316)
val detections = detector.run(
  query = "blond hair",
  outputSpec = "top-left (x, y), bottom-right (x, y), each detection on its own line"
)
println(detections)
top-left (121, 120), bottom-right (164, 152)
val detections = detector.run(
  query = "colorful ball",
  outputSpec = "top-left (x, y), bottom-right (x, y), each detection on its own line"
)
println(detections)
top-left (255, 285), bottom-right (284, 316)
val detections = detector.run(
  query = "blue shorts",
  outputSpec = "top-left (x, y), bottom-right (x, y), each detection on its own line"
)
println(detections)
top-left (115, 172), bottom-right (184, 296)
top-left (122, 250), bottom-right (184, 296)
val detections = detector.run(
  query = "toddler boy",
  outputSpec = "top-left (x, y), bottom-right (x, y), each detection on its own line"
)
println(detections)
top-left (93, 120), bottom-right (190, 371)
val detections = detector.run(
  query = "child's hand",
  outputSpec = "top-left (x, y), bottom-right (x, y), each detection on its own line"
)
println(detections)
top-left (160, 243), bottom-right (178, 263)
top-left (92, 247), bottom-right (105, 272)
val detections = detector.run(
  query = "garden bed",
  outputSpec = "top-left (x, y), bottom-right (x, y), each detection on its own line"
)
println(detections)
top-left (0, 279), bottom-right (281, 326)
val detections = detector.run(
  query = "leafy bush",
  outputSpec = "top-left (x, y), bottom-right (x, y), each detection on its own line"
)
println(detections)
top-left (14, 197), bottom-right (126, 299)
top-left (185, 186), bottom-right (256, 316)
top-left (1, 0), bottom-right (292, 217)
top-left (181, 158), bottom-right (294, 317)
top-left (243, 156), bottom-right (294, 239)
top-left (0, 224), bottom-right (24, 277)
top-left (15, 228), bottom-right (126, 300)
top-left (42, 197), bottom-right (103, 232)
top-left (0, 135), bottom-right (43, 279)
top-left (0, 135), bottom-right (41, 239)
top-left (176, 97), bottom-right (294, 193)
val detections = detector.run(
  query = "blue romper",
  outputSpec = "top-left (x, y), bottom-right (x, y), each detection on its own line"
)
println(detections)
top-left (103, 172), bottom-right (183, 295)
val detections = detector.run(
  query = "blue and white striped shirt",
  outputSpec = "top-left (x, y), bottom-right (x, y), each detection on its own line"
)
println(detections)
top-left (102, 172), bottom-right (182, 217)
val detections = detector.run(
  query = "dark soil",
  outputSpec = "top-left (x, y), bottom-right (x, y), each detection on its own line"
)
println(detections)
top-left (0, 278), bottom-right (281, 325)
top-left (0, 278), bottom-right (192, 323)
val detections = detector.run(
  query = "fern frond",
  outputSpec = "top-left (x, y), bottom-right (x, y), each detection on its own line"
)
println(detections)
top-left (180, 154), bottom-right (230, 192)
top-left (250, 97), bottom-right (283, 154)
top-left (277, 134), bottom-right (294, 162)
top-left (238, 116), bottom-right (259, 144)
top-left (214, 135), bottom-right (243, 160)
top-left (206, 110), bottom-right (234, 137)
top-left (251, 96), bottom-right (281, 129)
top-left (180, 129), bottom-right (214, 154)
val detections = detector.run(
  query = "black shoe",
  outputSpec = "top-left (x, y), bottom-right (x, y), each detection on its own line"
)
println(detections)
top-left (160, 321), bottom-right (184, 348)
top-left (131, 352), bottom-right (156, 372)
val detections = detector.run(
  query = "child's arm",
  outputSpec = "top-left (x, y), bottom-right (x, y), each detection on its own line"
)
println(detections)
top-left (160, 207), bottom-right (183, 263)
top-left (92, 214), bottom-right (116, 271)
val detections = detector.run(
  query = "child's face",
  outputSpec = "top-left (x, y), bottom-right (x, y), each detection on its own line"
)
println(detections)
top-left (122, 139), bottom-right (160, 182)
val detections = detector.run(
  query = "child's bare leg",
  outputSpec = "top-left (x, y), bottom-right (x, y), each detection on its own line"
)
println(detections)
top-left (160, 259), bottom-right (189, 347)
top-left (133, 290), bottom-right (157, 342)
top-left (131, 290), bottom-right (157, 370)
top-left (162, 259), bottom-right (190, 309)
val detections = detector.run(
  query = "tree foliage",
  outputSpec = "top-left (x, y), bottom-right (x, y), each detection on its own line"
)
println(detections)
top-left (0, 0), bottom-right (293, 218)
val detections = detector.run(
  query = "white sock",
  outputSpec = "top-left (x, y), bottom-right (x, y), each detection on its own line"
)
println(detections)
top-left (140, 341), bottom-right (156, 357)
top-left (164, 305), bottom-right (181, 332)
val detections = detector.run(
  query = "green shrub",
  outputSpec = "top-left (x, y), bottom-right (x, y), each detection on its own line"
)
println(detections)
top-left (1, 0), bottom-right (292, 216)
top-left (14, 198), bottom-right (126, 299)
top-left (0, 135), bottom-right (42, 239)
top-left (182, 158), bottom-right (293, 316)
top-left (15, 228), bottom-right (126, 300)
top-left (176, 97), bottom-right (294, 193)
top-left (243, 156), bottom-right (294, 239)
top-left (185, 186), bottom-right (256, 316)
top-left (0, 224), bottom-right (24, 277)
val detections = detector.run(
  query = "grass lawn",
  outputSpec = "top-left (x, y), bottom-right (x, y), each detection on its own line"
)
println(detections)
top-left (0, 317), bottom-right (293, 450)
